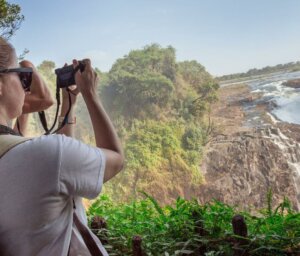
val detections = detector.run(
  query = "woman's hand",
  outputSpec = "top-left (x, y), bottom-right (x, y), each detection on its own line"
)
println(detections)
top-left (73, 59), bottom-right (98, 97)
top-left (20, 60), bottom-right (55, 114)
top-left (13, 60), bottom-right (55, 136)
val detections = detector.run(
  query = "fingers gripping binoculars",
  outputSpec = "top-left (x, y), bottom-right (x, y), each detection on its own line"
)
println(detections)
top-left (55, 61), bottom-right (85, 88)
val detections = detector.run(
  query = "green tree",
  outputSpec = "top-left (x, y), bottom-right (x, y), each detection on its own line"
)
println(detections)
top-left (0, 0), bottom-right (24, 39)
top-left (177, 60), bottom-right (218, 98)
top-left (37, 61), bottom-right (56, 90)
top-left (174, 61), bottom-right (219, 121)
top-left (101, 45), bottom-right (219, 125)
top-left (182, 126), bottom-right (204, 151)
top-left (102, 44), bottom-right (176, 122)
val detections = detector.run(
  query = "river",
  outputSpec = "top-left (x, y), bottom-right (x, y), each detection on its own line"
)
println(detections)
top-left (247, 71), bottom-right (300, 125)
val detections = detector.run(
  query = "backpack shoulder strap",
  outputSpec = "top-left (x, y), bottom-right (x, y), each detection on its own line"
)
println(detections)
top-left (0, 135), bottom-right (33, 158)
top-left (69, 199), bottom-right (105, 256)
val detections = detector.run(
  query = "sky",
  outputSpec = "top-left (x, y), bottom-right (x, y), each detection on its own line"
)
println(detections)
top-left (9, 0), bottom-right (300, 76)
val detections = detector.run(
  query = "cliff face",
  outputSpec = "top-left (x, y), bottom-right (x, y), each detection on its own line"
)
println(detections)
top-left (199, 128), bottom-right (300, 211)
top-left (198, 84), bottom-right (300, 211)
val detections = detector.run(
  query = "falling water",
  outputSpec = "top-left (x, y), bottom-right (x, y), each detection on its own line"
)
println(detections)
top-left (260, 127), bottom-right (300, 210)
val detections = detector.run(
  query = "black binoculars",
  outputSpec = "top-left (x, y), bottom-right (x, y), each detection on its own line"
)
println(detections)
top-left (55, 61), bottom-right (85, 88)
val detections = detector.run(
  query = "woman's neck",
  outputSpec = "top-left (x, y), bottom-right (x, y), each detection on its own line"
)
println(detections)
top-left (0, 117), bottom-right (11, 128)
top-left (0, 108), bottom-right (10, 127)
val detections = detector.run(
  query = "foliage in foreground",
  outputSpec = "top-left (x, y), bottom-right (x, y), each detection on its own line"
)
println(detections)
top-left (87, 193), bottom-right (300, 256)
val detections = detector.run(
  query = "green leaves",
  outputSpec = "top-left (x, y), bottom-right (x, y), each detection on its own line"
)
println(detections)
top-left (0, 0), bottom-right (24, 39)
top-left (101, 44), bottom-right (219, 123)
top-left (104, 119), bottom-right (204, 203)
top-left (103, 45), bottom-right (177, 120)
top-left (88, 194), bottom-right (300, 255)
top-left (182, 126), bottom-right (204, 151)
top-left (140, 191), bottom-right (166, 220)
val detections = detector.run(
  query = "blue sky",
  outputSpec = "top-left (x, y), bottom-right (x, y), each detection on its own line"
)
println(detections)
top-left (9, 0), bottom-right (300, 76)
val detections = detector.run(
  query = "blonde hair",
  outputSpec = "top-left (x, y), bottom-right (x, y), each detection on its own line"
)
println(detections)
top-left (0, 37), bottom-right (15, 69)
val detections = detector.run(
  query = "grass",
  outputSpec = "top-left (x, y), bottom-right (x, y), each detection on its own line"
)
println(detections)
top-left (87, 191), bottom-right (300, 256)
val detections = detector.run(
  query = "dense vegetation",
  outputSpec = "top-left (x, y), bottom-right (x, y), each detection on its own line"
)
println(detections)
top-left (87, 192), bottom-right (300, 255)
top-left (217, 61), bottom-right (300, 82)
top-left (29, 44), bottom-right (219, 204)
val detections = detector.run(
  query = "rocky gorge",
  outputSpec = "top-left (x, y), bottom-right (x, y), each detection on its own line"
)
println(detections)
top-left (198, 83), bottom-right (300, 212)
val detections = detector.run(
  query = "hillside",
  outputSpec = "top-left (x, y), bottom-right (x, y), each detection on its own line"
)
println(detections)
top-left (27, 44), bottom-right (219, 204)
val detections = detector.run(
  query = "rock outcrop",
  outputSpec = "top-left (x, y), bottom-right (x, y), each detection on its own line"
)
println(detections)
top-left (198, 127), bottom-right (300, 212)
top-left (282, 79), bottom-right (300, 88)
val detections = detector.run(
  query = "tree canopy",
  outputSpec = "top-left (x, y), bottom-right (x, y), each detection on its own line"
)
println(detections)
top-left (101, 44), bottom-right (219, 126)
top-left (0, 0), bottom-right (24, 39)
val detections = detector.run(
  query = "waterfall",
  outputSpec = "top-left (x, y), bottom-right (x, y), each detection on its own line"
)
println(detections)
top-left (261, 127), bottom-right (300, 210)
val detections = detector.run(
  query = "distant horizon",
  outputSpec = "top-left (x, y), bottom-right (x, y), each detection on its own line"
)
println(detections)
top-left (9, 0), bottom-right (300, 77)
top-left (215, 59), bottom-right (300, 77)
top-left (17, 44), bottom-right (300, 78)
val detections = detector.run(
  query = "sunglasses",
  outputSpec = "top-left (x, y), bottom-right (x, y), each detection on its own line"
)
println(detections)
top-left (0, 67), bottom-right (33, 92)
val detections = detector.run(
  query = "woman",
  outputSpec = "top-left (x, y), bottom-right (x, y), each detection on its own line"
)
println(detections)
top-left (0, 37), bottom-right (124, 255)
